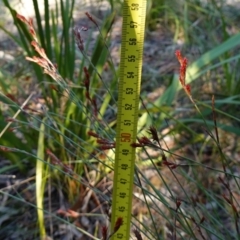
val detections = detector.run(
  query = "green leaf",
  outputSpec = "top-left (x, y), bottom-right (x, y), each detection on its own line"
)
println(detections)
top-left (186, 33), bottom-right (240, 84)
top-left (36, 119), bottom-right (47, 238)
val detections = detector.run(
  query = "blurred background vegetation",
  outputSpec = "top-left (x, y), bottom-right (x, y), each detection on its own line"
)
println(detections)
top-left (0, 0), bottom-right (240, 239)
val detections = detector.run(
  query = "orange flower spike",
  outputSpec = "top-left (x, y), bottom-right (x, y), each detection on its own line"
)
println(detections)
top-left (0, 146), bottom-right (11, 152)
top-left (148, 126), bottom-right (160, 145)
top-left (101, 226), bottom-right (108, 240)
top-left (85, 91), bottom-right (90, 100)
top-left (5, 117), bottom-right (15, 122)
top-left (6, 94), bottom-right (17, 102)
top-left (100, 144), bottom-right (115, 150)
top-left (176, 50), bottom-right (191, 92)
top-left (180, 57), bottom-right (188, 86)
top-left (73, 27), bottom-right (85, 51)
top-left (16, 13), bottom-right (28, 24)
top-left (113, 217), bottom-right (123, 233)
top-left (176, 199), bottom-right (181, 209)
top-left (131, 142), bottom-right (143, 148)
top-left (50, 84), bottom-right (58, 92)
top-left (46, 149), bottom-right (62, 165)
top-left (97, 139), bottom-right (110, 144)
top-left (28, 17), bottom-right (34, 27)
top-left (175, 50), bottom-right (183, 65)
top-left (16, 14), bottom-right (37, 41)
top-left (30, 41), bottom-right (42, 56)
top-left (176, 50), bottom-right (184, 85)
top-left (91, 98), bottom-right (98, 117)
top-left (26, 56), bottom-right (48, 69)
top-left (185, 84), bottom-right (191, 95)
top-left (133, 229), bottom-right (143, 240)
top-left (29, 28), bottom-right (36, 38)
top-left (87, 130), bottom-right (100, 138)
top-left (28, 18), bottom-right (37, 39)
top-left (83, 67), bottom-right (90, 91)
top-left (138, 136), bottom-right (152, 145)
top-left (85, 12), bottom-right (98, 26)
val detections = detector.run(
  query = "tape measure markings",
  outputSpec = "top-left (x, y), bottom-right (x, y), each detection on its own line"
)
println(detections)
top-left (111, 0), bottom-right (147, 239)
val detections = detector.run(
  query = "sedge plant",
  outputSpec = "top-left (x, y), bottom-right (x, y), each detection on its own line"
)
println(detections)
top-left (0, 1), bottom-right (118, 238)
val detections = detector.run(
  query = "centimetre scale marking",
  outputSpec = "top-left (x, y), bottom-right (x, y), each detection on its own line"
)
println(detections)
top-left (111, 0), bottom-right (147, 239)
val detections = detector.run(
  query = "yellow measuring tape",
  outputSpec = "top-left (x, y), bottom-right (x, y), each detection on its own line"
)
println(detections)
top-left (111, 0), bottom-right (147, 239)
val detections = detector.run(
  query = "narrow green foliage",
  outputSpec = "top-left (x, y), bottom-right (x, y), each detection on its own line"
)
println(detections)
top-left (36, 120), bottom-right (47, 238)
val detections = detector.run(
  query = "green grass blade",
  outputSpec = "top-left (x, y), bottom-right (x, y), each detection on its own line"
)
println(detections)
top-left (186, 33), bottom-right (240, 84)
top-left (44, 0), bottom-right (52, 58)
top-left (36, 120), bottom-right (47, 238)
top-left (88, 11), bottom-right (116, 78)
top-left (59, 0), bottom-right (75, 78)
top-left (51, 9), bottom-right (60, 62)
top-left (32, 0), bottom-right (46, 49)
